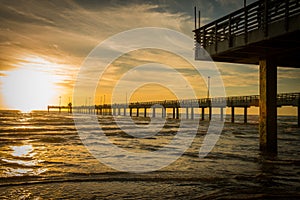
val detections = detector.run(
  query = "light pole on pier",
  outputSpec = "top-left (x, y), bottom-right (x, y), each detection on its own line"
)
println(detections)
top-left (207, 76), bottom-right (210, 99)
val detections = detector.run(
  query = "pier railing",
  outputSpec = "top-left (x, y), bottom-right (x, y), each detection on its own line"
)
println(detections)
top-left (193, 0), bottom-right (300, 49)
top-left (48, 93), bottom-right (300, 112)
top-left (51, 93), bottom-right (299, 111)
top-left (48, 93), bottom-right (299, 124)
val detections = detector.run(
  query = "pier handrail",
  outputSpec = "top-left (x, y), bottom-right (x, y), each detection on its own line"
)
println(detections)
top-left (48, 93), bottom-right (300, 111)
top-left (193, 0), bottom-right (300, 49)
top-left (72, 92), bottom-right (300, 108)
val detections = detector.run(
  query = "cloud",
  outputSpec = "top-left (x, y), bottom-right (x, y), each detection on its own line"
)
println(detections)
top-left (0, 0), bottom-right (198, 106)
top-left (0, 0), bottom-right (195, 69)
top-left (0, 0), bottom-right (298, 108)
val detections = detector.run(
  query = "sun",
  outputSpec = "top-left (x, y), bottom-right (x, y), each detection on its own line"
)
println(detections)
top-left (2, 63), bottom-right (57, 112)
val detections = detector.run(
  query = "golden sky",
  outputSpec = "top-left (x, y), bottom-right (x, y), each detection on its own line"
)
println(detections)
top-left (0, 0), bottom-right (299, 113)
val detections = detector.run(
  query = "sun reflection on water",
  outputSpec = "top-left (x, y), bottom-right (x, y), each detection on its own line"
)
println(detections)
top-left (1, 144), bottom-right (46, 177)
top-left (11, 145), bottom-right (35, 157)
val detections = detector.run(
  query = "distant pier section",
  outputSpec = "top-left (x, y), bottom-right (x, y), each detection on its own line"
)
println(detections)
top-left (48, 93), bottom-right (300, 126)
top-left (47, 103), bottom-right (72, 113)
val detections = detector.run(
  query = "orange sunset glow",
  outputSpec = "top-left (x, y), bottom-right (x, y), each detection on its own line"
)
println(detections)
top-left (0, 0), bottom-right (299, 113)
top-left (0, 1), bottom-right (300, 199)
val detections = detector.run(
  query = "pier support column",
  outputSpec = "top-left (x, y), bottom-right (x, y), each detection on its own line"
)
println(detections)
top-left (136, 108), bottom-right (139, 117)
top-left (231, 107), bottom-right (235, 123)
top-left (162, 108), bottom-right (166, 118)
top-left (220, 107), bottom-right (224, 121)
top-left (144, 108), bottom-right (147, 118)
top-left (209, 107), bottom-right (212, 121)
top-left (259, 59), bottom-right (277, 155)
top-left (191, 107), bottom-right (194, 120)
top-left (201, 107), bottom-right (205, 120)
top-left (173, 108), bottom-right (175, 119)
top-left (130, 108), bottom-right (132, 117)
top-left (153, 108), bottom-right (156, 118)
top-left (244, 107), bottom-right (248, 124)
top-left (118, 108), bottom-right (121, 115)
top-left (298, 104), bottom-right (300, 128)
top-left (176, 107), bottom-right (179, 119)
top-left (124, 108), bottom-right (126, 116)
top-left (298, 97), bottom-right (300, 127)
top-left (186, 108), bottom-right (189, 119)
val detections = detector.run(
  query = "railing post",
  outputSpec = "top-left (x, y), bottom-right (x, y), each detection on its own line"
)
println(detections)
top-left (285, 0), bottom-right (290, 31)
top-left (258, 1), bottom-right (262, 29)
top-left (228, 15), bottom-right (233, 47)
top-left (194, 7), bottom-right (197, 30)
top-left (198, 10), bottom-right (201, 28)
top-left (244, 5), bottom-right (248, 44)
top-left (203, 29), bottom-right (206, 48)
top-left (215, 22), bottom-right (218, 52)
top-left (264, 0), bottom-right (269, 37)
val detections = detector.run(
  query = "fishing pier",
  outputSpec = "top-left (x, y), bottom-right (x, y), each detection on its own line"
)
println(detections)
top-left (48, 0), bottom-right (300, 156)
top-left (48, 92), bottom-right (300, 125)
top-left (193, 0), bottom-right (300, 154)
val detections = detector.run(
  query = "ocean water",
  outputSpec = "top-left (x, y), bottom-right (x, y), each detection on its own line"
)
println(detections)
top-left (0, 110), bottom-right (299, 199)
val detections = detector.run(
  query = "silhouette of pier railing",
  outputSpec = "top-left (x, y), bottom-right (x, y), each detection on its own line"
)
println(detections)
top-left (48, 93), bottom-right (300, 125)
top-left (194, 0), bottom-right (300, 67)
